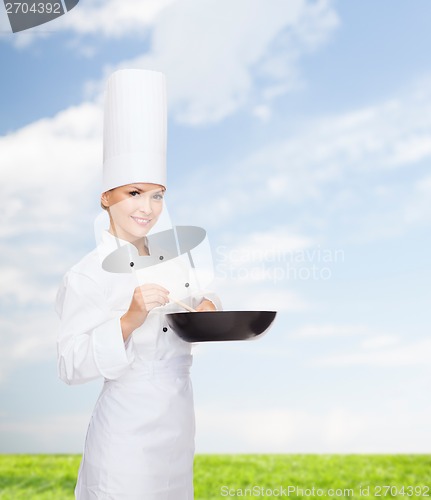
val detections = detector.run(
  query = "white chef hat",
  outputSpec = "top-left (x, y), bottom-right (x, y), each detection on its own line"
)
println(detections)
top-left (102, 68), bottom-right (167, 193)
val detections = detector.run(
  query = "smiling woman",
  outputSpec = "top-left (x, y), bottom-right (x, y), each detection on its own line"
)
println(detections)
top-left (56, 69), bottom-right (220, 500)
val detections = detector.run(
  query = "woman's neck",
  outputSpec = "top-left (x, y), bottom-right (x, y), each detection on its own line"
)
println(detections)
top-left (108, 228), bottom-right (150, 256)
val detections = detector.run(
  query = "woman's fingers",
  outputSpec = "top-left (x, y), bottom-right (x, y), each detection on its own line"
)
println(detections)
top-left (134, 285), bottom-right (170, 310)
top-left (195, 299), bottom-right (216, 312)
top-left (142, 293), bottom-right (169, 307)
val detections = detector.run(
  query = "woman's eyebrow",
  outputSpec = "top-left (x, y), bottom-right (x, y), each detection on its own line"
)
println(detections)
top-left (130, 186), bottom-right (164, 194)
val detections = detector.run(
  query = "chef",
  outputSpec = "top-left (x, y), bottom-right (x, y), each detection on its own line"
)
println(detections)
top-left (56, 68), bottom-right (221, 500)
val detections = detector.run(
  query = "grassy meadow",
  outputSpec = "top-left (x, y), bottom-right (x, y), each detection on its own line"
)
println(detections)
top-left (0, 454), bottom-right (431, 499)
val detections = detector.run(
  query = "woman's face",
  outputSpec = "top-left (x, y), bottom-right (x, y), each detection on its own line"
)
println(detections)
top-left (101, 183), bottom-right (165, 242)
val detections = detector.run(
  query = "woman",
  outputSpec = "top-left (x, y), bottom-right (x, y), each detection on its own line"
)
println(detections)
top-left (56, 69), bottom-right (220, 499)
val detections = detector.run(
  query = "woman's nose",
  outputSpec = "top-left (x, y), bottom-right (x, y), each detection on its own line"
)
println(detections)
top-left (138, 196), bottom-right (152, 214)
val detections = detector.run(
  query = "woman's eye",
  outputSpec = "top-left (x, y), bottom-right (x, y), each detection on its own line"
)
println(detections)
top-left (153, 193), bottom-right (164, 200)
top-left (129, 191), bottom-right (140, 197)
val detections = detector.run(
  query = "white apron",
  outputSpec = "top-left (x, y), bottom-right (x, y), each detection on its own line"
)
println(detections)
top-left (75, 355), bottom-right (195, 500)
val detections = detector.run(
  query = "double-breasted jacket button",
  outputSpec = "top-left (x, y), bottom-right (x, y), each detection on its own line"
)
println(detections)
top-left (159, 255), bottom-right (164, 260)
top-left (162, 327), bottom-right (168, 332)
top-left (129, 262), bottom-right (134, 267)
top-left (184, 282), bottom-right (189, 287)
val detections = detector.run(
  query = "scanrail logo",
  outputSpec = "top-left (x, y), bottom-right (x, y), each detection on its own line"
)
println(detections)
top-left (3, 0), bottom-right (79, 32)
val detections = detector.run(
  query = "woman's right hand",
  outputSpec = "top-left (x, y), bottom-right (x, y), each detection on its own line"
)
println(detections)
top-left (120, 284), bottom-right (170, 340)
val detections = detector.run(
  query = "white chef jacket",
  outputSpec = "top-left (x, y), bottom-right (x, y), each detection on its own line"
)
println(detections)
top-left (56, 229), bottom-right (220, 385)
top-left (56, 229), bottom-right (221, 499)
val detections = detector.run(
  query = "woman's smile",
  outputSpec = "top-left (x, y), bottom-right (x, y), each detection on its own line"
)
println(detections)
top-left (131, 215), bottom-right (153, 226)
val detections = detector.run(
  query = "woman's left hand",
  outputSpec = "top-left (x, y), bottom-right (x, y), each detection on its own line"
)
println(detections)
top-left (195, 299), bottom-right (216, 312)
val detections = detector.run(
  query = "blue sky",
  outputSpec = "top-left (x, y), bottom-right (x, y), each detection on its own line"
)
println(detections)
top-left (1, 0), bottom-right (431, 453)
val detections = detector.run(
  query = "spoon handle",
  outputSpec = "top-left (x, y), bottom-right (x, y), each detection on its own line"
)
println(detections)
top-left (170, 298), bottom-right (197, 313)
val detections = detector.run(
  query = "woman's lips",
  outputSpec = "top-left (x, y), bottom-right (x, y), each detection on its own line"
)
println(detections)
top-left (131, 216), bottom-right (152, 226)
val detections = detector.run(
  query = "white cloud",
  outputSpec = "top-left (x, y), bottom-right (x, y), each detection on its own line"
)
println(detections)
top-left (2, 0), bottom-right (174, 47)
top-left (387, 134), bottom-right (431, 166)
top-left (195, 404), bottom-right (431, 453)
top-left (1, 102), bottom-right (101, 179)
top-left (172, 74), bottom-right (431, 244)
top-left (60, 0), bottom-right (175, 37)
top-left (258, 89), bottom-right (431, 201)
top-left (107, 0), bottom-right (339, 124)
top-left (0, 101), bottom-right (101, 238)
top-left (0, 267), bottom-right (57, 305)
top-left (316, 338), bottom-right (431, 367)
top-left (292, 323), bottom-right (375, 338)
top-left (0, 311), bottom-right (59, 384)
top-left (1, 102), bottom-right (101, 182)
top-left (360, 335), bottom-right (400, 350)
top-left (252, 105), bottom-right (272, 122)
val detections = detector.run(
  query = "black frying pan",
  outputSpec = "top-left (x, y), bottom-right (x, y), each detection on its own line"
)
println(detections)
top-left (166, 311), bottom-right (277, 342)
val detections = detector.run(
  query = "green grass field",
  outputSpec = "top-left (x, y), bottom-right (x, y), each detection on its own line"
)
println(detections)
top-left (1, 454), bottom-right (430, 499)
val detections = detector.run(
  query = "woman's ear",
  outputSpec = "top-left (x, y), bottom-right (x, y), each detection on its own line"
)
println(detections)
top-left (101, 191), bottom-right (110, 209)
